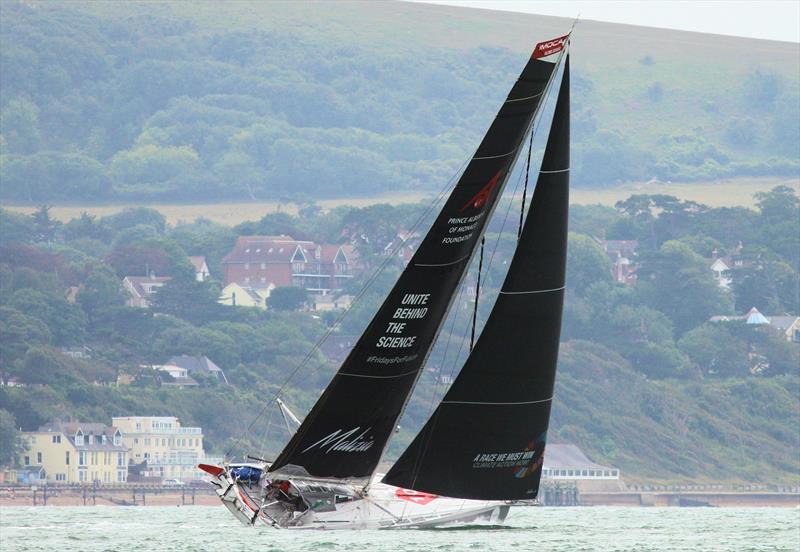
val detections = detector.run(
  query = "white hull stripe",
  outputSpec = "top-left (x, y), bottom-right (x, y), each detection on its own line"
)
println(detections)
top-left (540, 168), bottom-right (570, 174)
top-left (415, 254), bottom-right (470, 267)
top-left (442, 397), bottom-right (553, 406)
top-left (505, 91), bottom-right (544, 103)
top-left (500, 285), bottom-right (565, 295)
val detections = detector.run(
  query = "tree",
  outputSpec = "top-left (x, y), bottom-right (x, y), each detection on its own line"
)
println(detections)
top-left (7, 289), bottom-right (87, 346)
top-left (678, 324), bottom-right (749, 376)
top-left (150, 274), bottom-right (224, 324)
top-left (19, 346), bottom-right (84, 385)
top-left (268, 286), bottom-right (308, 311)
top-left (0, 409), bottom-right (26, 466)
top-left (566, 233), bottom-right (612, 296)
top-left (637, 240), bottom-right (733, 334)
top-left (76, 265), bottom-right (127, 322)
top-left (0, 307), bottom-right (52, 383)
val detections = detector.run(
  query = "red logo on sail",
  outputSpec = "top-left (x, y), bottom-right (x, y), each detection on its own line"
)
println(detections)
top-left (532, 34), bottom-right (569, 59)
top-left (461, 169), bottom-right (503, 212)
top-left (395, 488), bottom-right (438, 505)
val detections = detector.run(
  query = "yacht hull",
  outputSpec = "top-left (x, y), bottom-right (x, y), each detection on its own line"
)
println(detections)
top-left (207, 464), bottom-right (513, 530)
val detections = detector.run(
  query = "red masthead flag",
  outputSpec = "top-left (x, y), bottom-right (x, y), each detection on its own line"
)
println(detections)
top-left (532, 34), bottom-right (569, 59)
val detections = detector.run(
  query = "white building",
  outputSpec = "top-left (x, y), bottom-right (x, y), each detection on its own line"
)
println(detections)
top-left (112, 416), bottom-right (220, 482)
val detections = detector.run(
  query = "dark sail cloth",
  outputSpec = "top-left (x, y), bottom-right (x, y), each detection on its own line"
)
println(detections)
top-left (383, 57), bottom-right (570, 501)
top-left (269, 57), bottom-right (558, 484)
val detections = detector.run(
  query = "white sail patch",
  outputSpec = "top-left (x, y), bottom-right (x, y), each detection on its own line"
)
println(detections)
top-left (472, 450), bottom-right (535, 469)
top-left (301, 427), bottom-right (375, 454)
top-left (374, 293), bottom-right (431, 350)
top-left (442, 212), bottom-right (484, 244)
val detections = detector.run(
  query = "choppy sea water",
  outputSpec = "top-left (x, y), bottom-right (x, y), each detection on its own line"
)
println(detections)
top-left (1, 506), bottom-right (799, 552)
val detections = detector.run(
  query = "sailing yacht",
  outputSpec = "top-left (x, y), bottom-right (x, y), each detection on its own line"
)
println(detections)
top-left (200, 33), bottom-right (572, 529)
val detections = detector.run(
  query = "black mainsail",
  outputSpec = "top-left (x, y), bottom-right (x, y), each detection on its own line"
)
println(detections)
top-left (383, 56), bottom-right (570, 500)
top-left (269, 53), bottom-right (560, 483)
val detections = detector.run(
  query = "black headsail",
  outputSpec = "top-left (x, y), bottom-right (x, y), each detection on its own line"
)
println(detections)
top-left (383, 55), bottom-right (570, 500)
top-left (268, 50), bottom-right (559, 484)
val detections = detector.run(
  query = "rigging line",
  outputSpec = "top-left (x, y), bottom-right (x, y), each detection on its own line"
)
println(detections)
top-left (469, 237), bottom-right (485, 351)
top-left (257, 406), bottom-right (276, 462)
top-left (404, 277), bottom-right (469, 497)
top-left (409, 132), bottom-right (530, 491)
top-left (224, 156), bottom-right (470, 458)
top-left (518, 128), bottom-right (534, 239)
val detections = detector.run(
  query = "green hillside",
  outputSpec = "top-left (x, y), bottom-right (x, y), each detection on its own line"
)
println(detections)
top-left (1, 1), bottom-right (797, 202)
top-left (1, 185), bottom-right (798, 484)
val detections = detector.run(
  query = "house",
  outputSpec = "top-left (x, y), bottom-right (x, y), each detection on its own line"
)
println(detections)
top-left (18, 421), bottom-right (129, 485)
top-left (313, 294), bottom-right (355, 312)
top-left (123, 275), bottom-right (171, 308)
top-left (222, 235), bottom-right (360, 295)
top-left (218, 282), bottom-right (271, 309)
top-left (710, 307), bottom-right (800, 342)
top-left (189, 256), bottom-right (210, 282)
top-left (594, 238), bottom-right (638, 285)
top-left (112, 416), bottom-right (222, 482)
top-left (541, 443), bottom-right (620, 481)
top-left (147, 364), bottom-right (199, 387)
top-left (167, 355), bottom-right (228, 384)
top-left (705, 246), bottom-right (749, 289)
top-left (318, 335), bottom-right (358, 364)
top-left (383, 230), bottom-right (420, 266)
top-left (769, 316), bottom-right (800, 343)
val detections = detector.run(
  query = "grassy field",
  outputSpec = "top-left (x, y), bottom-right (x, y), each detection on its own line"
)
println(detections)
top-left (4, 177), bottom-right (797, 226)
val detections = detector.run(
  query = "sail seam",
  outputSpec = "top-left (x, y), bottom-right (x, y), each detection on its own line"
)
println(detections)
top-left (499, 285), bottom-right (565, 295)
top-left (540, 167), bottom-right (570, 173)
top-left (415, 254), bottom-right (470, 267)
top-left (473, 150), bottom-right (515, 160)
top-left (338, 369), bottom-right (419, 379)
top-left (441, 397), bottom-right (552, 405)
top-left (505, 91), bottom-right (544, 103)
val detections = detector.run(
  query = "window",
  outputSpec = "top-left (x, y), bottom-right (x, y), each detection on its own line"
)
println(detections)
top-left (24, 455), bottom-right (30, 466)
top-left (134, 438), bottom-right (139, 444)
top-left (52, 435), bottom-right (61, 444)
top-left (145, 438), bottom-right (151, 446)
top-left (117, 452), bottom-right (125, 467)
top-left (101, 435), bottom-right (107, 445)
top-left (79, 451), bottom-right (87, 466)
top-left (65, 451), bottom-right (70, 465)
top-left (144, 452), bottom-right (150, 460)
top-left (79, 471), bottom-right (87, 482)
top-left (75, 430), bottom-right (84, 446)
top-left (161, 439), bottom-right (166, 446)
top-left (113, 432), bottom-right (121, 446)
top-left (87, 434), bottom-right (93, 445)
top-left (136, 423), bottom-right (142, 431)
top-left (37, 452), bottom-right (42, 464)
top-left (117, 470), bottom-right (126, 482)
top-left (56, 474), bottom-right (66, 482)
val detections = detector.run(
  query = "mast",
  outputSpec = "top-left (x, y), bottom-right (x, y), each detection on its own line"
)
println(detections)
top-left (267, 47), bottom-right (560, 485)
top-left (383, 52), bottom-right (570, 501)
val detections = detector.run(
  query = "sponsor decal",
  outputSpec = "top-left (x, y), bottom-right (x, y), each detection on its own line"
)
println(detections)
top-left (461, 169), bottom-right (503, 212)
top-left (301, 427), bottom-right (375, 454)
top-left (471, 432), bottom-right (547, 479)
top-left (532, 34), bottom-right (569, 59)
top-left (395, 488), bottom-right (438, 505)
